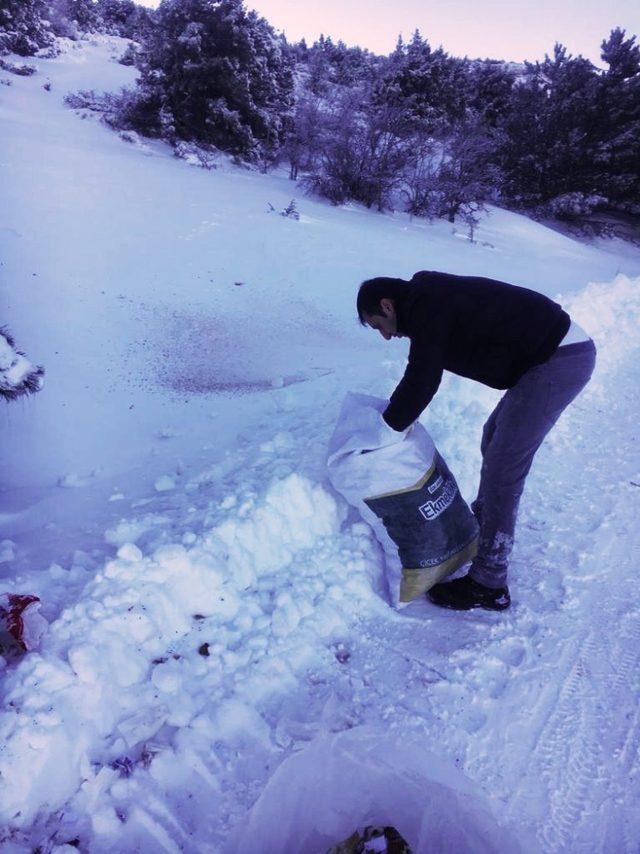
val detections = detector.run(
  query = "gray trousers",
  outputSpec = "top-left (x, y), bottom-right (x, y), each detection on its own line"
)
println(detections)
top-left (469, 339), bottom-right (597, 589)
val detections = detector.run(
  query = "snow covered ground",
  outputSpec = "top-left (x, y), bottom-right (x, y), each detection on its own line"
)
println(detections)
top-left (1, 36), bottom-right (640, 852)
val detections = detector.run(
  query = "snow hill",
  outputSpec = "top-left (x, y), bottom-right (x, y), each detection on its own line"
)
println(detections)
top-left (1, 35), bottom-right (640, 852)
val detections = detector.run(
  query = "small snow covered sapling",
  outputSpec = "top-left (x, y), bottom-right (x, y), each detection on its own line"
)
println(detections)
top-left (267, 200), bottom-right (300, 220)
top-left (0, 327), bottom-right (44, 401)
top-left (281, 199), bottom-right (300, 220)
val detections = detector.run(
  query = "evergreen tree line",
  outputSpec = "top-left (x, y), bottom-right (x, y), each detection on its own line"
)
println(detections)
top-left (2, 0), bottom-right (639, 223)
top-left (285, 29), bottom-right (640, 222)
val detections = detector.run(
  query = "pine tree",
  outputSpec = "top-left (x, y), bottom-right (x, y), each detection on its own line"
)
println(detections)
top-left (95, 0), bottom-right (154, 40)
top-left (374, 31), bottom-right (468, 133)
top-left (465, 60), bottom-right (516, 128)
top-left (593, 29), bottom-right (640, 209)
top-left (497, 46), bottom-right (602, 209)
top-left (133, 0), bottom-right (294, 158)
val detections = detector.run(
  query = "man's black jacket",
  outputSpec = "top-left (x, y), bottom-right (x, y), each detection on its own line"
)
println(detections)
top-left (383, 271), bottom-right (571, 432)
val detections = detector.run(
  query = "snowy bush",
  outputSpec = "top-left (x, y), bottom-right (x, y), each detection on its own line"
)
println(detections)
top-left (117, 40), bottom-right (138, 66)
top-left (118, 128), bottom-right (141, 144)
top-left (0, 327), bottom-right (44, 401)
top-left (0, 58), bottom-right (37, 76)
top-left (64, 88), bottom-right (109, 112)
top-left (543, 192), bottom-right (609, 220)
top-left (173, 140), bottom-right (218, 169)
top-left (280, 199), bottom-right (299, 219)
top-left (64, 86), bottom-right (163, 138)
top-left (0, 0), bottom-right (53, 57)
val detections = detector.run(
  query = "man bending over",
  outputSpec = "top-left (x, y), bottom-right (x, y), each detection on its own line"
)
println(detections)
top-left (357, 271), bottom-right (596, 612)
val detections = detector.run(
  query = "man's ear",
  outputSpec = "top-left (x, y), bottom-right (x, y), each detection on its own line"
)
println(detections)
top-left (379, 298), bottom-right (394, 317)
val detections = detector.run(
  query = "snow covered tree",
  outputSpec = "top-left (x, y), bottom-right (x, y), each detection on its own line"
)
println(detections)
top-left (465, 60), bottom-right (516, 128)
top-left (96, 0), bottom-right (155, 40)
top-left (594, 29), bottom-right (640, 210)
top-left (133, 0), bottom-right (294, 158)
top-left (373, 31), bottom-right (468, 134)
top-left (48, 0), bottom-right (101, 38)
top-left (496, 36), bottom-right (640, 214)
top-left (432, 120), bottom-right (499, 222)
top-left (496, 46), bottom-right (602, 209)
top-left (302, 87), bottom-right (412, 210)
top-left (601, 27), bottom-right (640, 80)
top-left (401, 120), bottom-right (498, 223)
top-left (0, 0), bottom-right (52, 56)
top-left (281, 95), bottom-right (324, 180)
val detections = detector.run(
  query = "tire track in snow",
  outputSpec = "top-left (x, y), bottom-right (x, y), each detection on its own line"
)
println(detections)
top-left (505, 357), bottom-right (640, 852)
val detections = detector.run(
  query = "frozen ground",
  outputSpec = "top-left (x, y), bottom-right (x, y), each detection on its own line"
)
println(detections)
top-left (1, 36), bottom-right (639, 852)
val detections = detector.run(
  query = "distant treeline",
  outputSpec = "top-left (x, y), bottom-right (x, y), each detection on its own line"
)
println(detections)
top-left (3, 0), bottom-right (640, 227)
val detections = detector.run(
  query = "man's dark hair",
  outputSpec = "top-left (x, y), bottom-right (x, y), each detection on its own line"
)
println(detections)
top-left (357, 277), bottom-right (410, 325)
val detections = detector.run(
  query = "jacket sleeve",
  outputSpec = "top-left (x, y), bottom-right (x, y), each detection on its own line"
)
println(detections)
top-left (383, 331), bottom-right (445, 432)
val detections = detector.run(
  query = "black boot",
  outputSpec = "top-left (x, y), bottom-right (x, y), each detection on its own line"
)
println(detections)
top-left (428, 574), bottom-right (511, 611)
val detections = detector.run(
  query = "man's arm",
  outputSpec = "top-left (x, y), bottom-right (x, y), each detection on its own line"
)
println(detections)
top-left (383, 333), bottom-right (445, 431)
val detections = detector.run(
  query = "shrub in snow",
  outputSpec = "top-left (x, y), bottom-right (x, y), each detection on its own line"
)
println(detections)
top-left (280, 199), bottom-right (299, 220)
top-left (301, 89), bottom-right (411, 211)
top-left (0, 57), bottom-right (37, 76)
top-left (174, 140), bottom-right (218, 170)
top-left (0, 327), bottom-right (44, 401)
top-left (268, 199), bottom-right (300, 219)
top-left (118, 128), bottom-right (141, 144)
top-left (402, 122), bottom-right (498, 230)
top-left (117, 40), bottom-right (138, 66)
top-left (543, 192), bottom-right (609, 221)
top-left (0, 0), bottom-right (53, 57)
top-left (64, 87), bottom-right (108, 112)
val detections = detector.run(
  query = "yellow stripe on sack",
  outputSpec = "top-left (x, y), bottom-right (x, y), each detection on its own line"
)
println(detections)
top-left (365, 463), bottom-right (436, 502)
top-left (399, 538), bottom-right (478, 602)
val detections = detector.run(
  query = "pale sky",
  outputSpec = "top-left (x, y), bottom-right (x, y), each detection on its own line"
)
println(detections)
top-left (137, 0), bottom-right (640, 66)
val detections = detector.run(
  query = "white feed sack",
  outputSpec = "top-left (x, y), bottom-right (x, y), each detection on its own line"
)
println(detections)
top-left (327, 393), bottom-right (478, 608)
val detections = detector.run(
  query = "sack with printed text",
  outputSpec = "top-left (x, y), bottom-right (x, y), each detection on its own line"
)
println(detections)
top-left (327, 393), bottom-right (478, 608)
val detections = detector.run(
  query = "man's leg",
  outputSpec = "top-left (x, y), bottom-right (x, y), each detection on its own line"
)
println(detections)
top-left (429, 340), bottom-right (596, 610)
top-left (470, 394), bottom-right (507, 525)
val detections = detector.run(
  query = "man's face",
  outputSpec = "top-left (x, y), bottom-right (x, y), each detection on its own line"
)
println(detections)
top-left (364, 298), bottom-right (400, 340)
